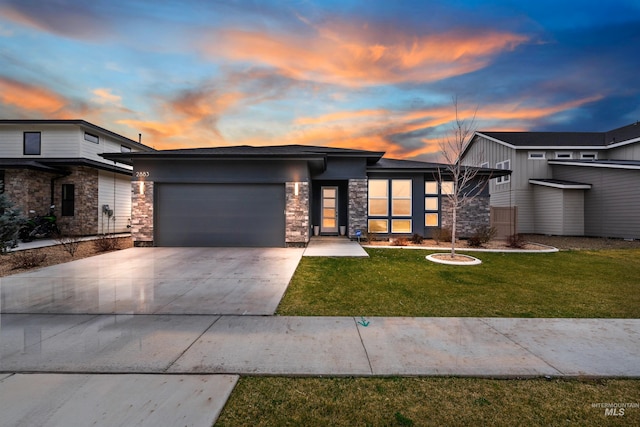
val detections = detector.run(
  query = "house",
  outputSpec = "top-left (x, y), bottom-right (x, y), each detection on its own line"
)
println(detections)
top-left (461, 122), bottom-right (640, 239)
top-left (0, 120), bottom-right (153, 235)
top-left (103, 145), bottom-right (505, 247)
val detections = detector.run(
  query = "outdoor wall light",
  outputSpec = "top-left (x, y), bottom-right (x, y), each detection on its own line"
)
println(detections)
top-left (294, 182), bottom-right (299, 196)
top-left (139, 181), bottom-right (145, 195)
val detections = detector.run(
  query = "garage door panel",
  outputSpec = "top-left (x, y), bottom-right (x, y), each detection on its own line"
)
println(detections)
top-left (156, 184), bottom-right (285, 247)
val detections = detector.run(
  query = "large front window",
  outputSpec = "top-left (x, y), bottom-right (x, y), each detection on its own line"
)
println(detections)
top-left (368, 179), bottom-right (412, 233)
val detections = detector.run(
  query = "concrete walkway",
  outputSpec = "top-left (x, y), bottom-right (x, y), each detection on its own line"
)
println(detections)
top-left (303, 236), bottom-right (369, 257)
top-left (1, 315), bottom-right (638, 377)
top-left (1, 315), bottom-right (638, 426)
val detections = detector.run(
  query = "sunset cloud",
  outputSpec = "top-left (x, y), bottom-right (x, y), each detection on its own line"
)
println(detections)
top-left (0, 76), bottom-right (67, 114)
top-left (201, 21), bottom-right (530, 87)
top-left (92, 88), bottom-right (122, 105)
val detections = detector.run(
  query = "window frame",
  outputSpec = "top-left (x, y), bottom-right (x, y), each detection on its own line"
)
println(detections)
top-left (391, 179), bottom-right (412, 217)
top-left (368, 179), bottom-right (388, 217)
top-left (367, 178), bottom-right (413, 234)
top-left (495, 159), bottom-right (511, 184)
top-left (555, 152), bottom-right (573, 159)
top-left (23, 132), bottom-right (41, 155)
top-left (580, 152), bottom-right (598, 160)
top-left (84, 132), bottom-right (99, 144)
top-left (61, 184), bottom-right (75, 217)
top-left (424, 180), bottom-right (441, 228)
top-left (120, 145), bottom-right (132, 153)
top-left (528, 152), bottom-right (546, 160)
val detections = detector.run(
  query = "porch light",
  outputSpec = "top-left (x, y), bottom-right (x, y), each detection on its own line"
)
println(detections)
top-left (294, 182), bottom-right (299, 196)
top-left (139, 181), bottom-right (145, 195)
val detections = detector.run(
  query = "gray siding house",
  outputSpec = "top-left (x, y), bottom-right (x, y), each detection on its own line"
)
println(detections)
top-left (104, 146), bottom-right (504, 247)
top-left (461, 122), bottom-right (640, 239)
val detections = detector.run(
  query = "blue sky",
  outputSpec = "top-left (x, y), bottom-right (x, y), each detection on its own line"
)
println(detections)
top-left (1, 0), bottom-right (639, 159)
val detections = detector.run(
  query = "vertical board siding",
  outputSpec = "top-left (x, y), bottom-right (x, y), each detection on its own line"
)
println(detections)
top-left (563, 190), bottom-right (584, 235)
top-left (533, 186), bottom-right (563, 235)
top-left (552, 165), bottom-right (640, 239)
top-left (98, 171), bottom-right (132, 233)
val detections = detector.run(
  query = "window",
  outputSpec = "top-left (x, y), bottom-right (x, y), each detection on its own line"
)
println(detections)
top-left (391, 179), bottom-right (411, 216)
top-left (84, 132), bottom-right (99, 144)
top-left (528, 152), bottom-right (545, 159)
top-left (480, 162), bottom-right (489, 168)
top-left (24, 132), bottom-right (41, 155)
top-left (496, 160), bottom-right (511, 184)
top-left (120, 145), bottom-right (132, 153)
top-left (62, 184), bottom-right (75, 216)
top-left (441, 181), bottom-right (454, 195)
top-left (555, 152), bottom-right (573, 159)
top-left (581, 152), bottom-right (597, 160)
top-left (368, 180), bottom-right (388, 216)
top-left (367, 179), bottom-right (412, 233)
top-left (424, 181), bottom-right (440, 227)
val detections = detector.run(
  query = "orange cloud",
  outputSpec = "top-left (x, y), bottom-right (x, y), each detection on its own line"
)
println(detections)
top-left (92, 88), bottom-right (122, 105)
top-left (0, 76), bottom-right (67, 114)
top-left (202, 23), bottom-right (529, 87)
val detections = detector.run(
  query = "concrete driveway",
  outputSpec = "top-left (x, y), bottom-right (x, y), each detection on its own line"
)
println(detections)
top-left (0, 247), bottom-right (304, 315)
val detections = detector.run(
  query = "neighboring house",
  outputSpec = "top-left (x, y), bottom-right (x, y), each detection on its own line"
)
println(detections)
top-left (0, 120), bottom-right (153, 235)
top-left (103, 145), bottom-right (504, 247)
top-left (461, 122), bottom-right (640, 239)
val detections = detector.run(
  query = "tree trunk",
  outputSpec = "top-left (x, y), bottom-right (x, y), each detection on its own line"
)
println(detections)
top-left (450, 202), bottom-right (457, 257)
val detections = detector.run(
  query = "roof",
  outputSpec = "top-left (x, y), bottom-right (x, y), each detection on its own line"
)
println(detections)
top-left (471, 122), bottom-right (640, 152)
top-left (0, 158), bottom-right (134, 175)
top-left (367, 157), bottom-right (510, 177)
top-left (0, 119), bottom-right (154, 152)
top-left (103, 144), bottom-right (385, 165)
top-left (529, 179), bottom-right (592, 189)
top-left (548, 159), bottom-right (640, 170)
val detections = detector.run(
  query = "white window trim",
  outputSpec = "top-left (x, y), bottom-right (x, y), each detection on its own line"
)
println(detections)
top-left (528, 152), bottom-right (545, 160)
top-left (555, 152), bottom-right (573, 159)
top-left (84, 132), bottom-right (99, 144)
top-left (495, 159), bottom-right (511, 184)
top-left (580, 152), bottom-right (598, 160)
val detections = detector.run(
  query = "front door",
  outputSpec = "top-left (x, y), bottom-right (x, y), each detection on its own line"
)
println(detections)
top-left (321, 186), bottom-right (338, 234)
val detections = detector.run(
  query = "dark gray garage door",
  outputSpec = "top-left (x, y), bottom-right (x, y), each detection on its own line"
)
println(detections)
top-left (155, 183), bottom-right (285, 247)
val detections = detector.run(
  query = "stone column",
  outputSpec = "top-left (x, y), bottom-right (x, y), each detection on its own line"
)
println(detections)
top-left (348, 179), bottom-right (368, 238)
top-left (285, 181), bottom-right (309, 247)
top-left (131, 180), bottom-right (154, 246)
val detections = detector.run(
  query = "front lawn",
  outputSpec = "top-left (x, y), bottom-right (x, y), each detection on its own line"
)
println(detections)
top-left (216, 377), bottom-right (640, 427)
top-left (277, 248), bottom-right (640, 317)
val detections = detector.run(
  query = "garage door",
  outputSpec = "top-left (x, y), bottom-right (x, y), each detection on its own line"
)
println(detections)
top-left (155, 183), bottom-right (285, 247)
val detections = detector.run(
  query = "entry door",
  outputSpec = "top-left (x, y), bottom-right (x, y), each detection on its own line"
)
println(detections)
top-left (321, 186), bottom-right (338, 234)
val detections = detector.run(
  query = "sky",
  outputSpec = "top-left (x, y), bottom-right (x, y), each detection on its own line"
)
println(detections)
top-left (1, 0), bottom-right (639, 160)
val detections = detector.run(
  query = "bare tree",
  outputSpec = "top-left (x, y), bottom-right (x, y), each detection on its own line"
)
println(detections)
top-left (438, 98), bottom-right (489, 257)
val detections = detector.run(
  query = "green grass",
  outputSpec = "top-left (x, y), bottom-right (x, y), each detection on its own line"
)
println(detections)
top-left (216, 377), bottom-right (640, 426)
top-left (277, 248), bottom-right (640, 317)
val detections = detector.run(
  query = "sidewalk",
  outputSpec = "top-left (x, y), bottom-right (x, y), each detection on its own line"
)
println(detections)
top-left (2, 315), bottom-right (638, 426)
top-left (1, 315), bottom-right (638, 377)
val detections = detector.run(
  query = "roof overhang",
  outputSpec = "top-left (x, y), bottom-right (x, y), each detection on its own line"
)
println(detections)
top-left (529, 179), bottom-right (591, 189)
top-left (0, 158), bottom-right (133, 175)
top-left (549, 160), bottom-right (640, 170)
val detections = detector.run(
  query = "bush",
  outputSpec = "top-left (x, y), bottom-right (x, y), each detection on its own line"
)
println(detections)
top-left (11, 251), bottom-right (47, 269)
top-left (0, 194), bottom-right (25, 254)
top-left (391, 237), bottom-right (408, 246)
top-left (410, 233), bottom-right (424, 244)
top-left (56, 233), bottom-right (83, 257)
top-left (506, 233), bottom-right (526, 249)
top-left (93, 235), bottom-right (121, 252)
top-left (468, 226), bottom-right (497, 247)
top-left (431, 228), bottom-right (452, 245)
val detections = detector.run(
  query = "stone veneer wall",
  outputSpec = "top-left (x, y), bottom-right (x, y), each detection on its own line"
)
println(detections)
top-left (348, 178), bottom-right (368, 238)
top-left (55, 166), bottom-right (99, 235)
top-left (285, 181), bottom-right (309, 247)
top-left (131, 180), bottom-right (154, 246)
top-left (441, 195), bottom-right (490, 238)
top-left (5, 169), bottom-right (53, 217)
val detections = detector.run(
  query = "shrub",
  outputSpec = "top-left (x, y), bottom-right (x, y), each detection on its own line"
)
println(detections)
top-left (410, 233), bottom-right (424, 244)
top-left (468, 226), bottom-right (497, 247)
top-left (431, 228), bottom-right (452, 245)
top-left (12, 251), bottom-right (47, 269)
top-left (56, 233), bottom-right (83, 257)
top-left (506, 233), bottom-right (526, 249)
top-left (391, 237), bottom-right (408, 246)
top-left (93, 235), bottom-right (121, 252)
top-left (0, 194), bottom-right (25, 254)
